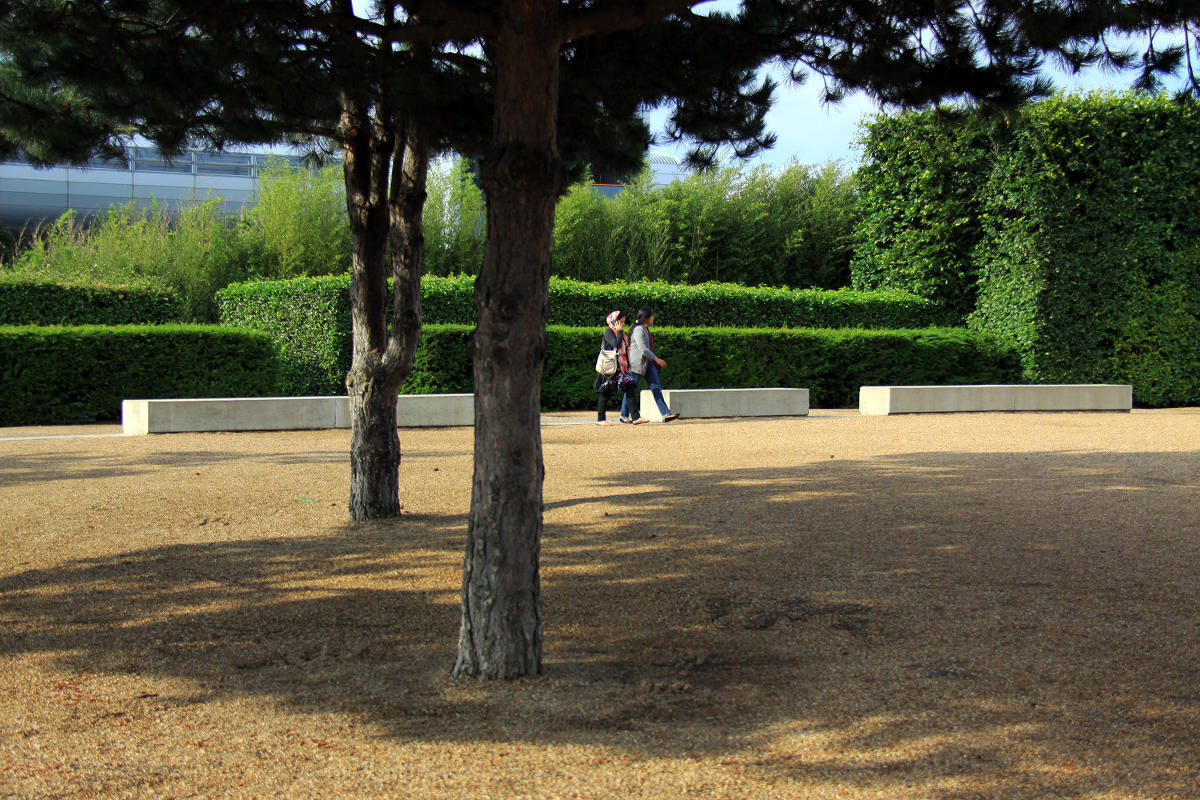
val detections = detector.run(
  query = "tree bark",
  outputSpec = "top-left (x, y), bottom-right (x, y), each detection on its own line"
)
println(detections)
top-left (343, 103), bottom-right (397, 520)
top-left (453, 0), bottom-right (566, 679)
top-left (341, 91), bottom-right (429, 520)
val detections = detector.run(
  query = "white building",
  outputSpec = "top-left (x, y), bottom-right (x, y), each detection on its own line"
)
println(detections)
top-left (0, 148), bottom-right (685, 230)
top-left (0, 148), bottom-right (304, 229)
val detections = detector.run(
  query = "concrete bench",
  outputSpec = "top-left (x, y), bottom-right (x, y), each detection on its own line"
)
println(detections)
top-left (122, 393), bottom-right (474, 434)
top-left (637, 387), bottom-right (810, 422)
top-left (858, 384), bottom-right (1132, 415)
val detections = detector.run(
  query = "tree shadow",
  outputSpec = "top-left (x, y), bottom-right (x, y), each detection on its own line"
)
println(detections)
top-left (0, 449), bottom-right (350, 487)
top-left (3, 448), bottom-right (1199, 796)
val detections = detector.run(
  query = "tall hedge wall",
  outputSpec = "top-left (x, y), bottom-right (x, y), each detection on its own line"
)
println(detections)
top-left (317, 323), bottom-right (1017, 409)
top-left (217, 275), bottom-right (951, 394)
top-left (850, 109), bottom-right (1006, 322)
top-left (0, 279), bottom-right (178, 325)
top-left (969, 94), bottom-right (1200, 406)
top-left (0, 325), bottom-right (281, 425)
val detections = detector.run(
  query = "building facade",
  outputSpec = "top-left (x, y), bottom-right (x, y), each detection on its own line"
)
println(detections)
top-left (0, 148), bottom-right (305, 229)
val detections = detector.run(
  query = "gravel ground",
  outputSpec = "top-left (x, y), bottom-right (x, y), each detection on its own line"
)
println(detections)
top-left (2, 409), bottom-right (1199, 799)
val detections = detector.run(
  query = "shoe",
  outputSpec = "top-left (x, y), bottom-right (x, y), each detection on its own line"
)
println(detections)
top-left (663, 412), bottom-right (679, 422)
top-left (619, 417), bottom-right (632, 424)
top-left (596, 420), bottom-right (614, 426)
top-left (631, 417), bottom-right (649, 424)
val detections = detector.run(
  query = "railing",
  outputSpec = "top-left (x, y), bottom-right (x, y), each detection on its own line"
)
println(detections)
top-left (8, 148), bottom-right (311, 178)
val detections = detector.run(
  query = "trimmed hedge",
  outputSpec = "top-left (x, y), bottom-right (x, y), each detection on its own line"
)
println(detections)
top-left (970, 94), bottom-right (1200, 406)
top-left (850, 109), bottom-right (1006, 321)
top-left (347, 324), bottom-right (1020, 410)
top-left (0, 325), bottom-right (281, 425)
top-left (221, 274), bottom-right (948, 327)
top-left (216, 276), bottom-right (351, 395)
top-left (542, 279), bottom-right (949, 329)
top-left (0, 279), bottom-right (179, 325)
top-left (218, 275), bottom-right (951, 394)
top-left (546, 325), bottom-right (1019, 409)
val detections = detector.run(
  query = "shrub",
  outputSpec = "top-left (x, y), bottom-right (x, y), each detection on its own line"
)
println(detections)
top-left (233, 159), bottom-right (351, 279)
top-left (423, 157), bottom-right (487, 276)
top-left (218, 275), bottom-right (951, 395)
top-left (0, 279), bottom-right (177, 325)
top-left (211, 282), bottom-right (1018, 408)
top-left (214, 277), bottom-right (351, 395)
top-left (850, 108), bottom-right (1006, 321)
top-left (0, 324), bottom-right (281, 425)
top-left (402, 325), bottom-right (1019, 410)
top-left (5, 200), bottom-right (244, 322)
top-left (970, 93), bottom-right (1200, 406)
top-left (552, 161), bottom-right (860, 288)
top-left (543, 279), bottom-right (950, 329)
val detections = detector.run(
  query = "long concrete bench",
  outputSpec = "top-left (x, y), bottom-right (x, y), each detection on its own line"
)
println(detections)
top-left (637, 387), bottom-right (810, 422)
top-left (858, 384), bottom-right (1133, 415)
top-left (122, 393), bottom-right (474, 434)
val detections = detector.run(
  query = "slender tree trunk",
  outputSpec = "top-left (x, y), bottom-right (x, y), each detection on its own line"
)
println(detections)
top-left (340, 92), bottom-right (430, 521)
top-left (453, 0), bottom-right (566, 679)
top-left (343, 105), bottom-right (399, 520)
top-left (385, 122), bottom-right (428, 380)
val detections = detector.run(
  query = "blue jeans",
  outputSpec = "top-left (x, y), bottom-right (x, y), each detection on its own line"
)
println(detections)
top-left (620, 363), bottom-right (671, 419)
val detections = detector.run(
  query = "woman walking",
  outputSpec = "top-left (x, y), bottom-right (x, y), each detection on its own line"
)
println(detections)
top-left (595, 310), bottom-right (633, 425)
top-left (624, 306), bottom-right (678, 423)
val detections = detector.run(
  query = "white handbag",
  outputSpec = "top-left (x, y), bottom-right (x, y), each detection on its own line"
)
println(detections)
top-left (594, 347), bottom-right (618, 375)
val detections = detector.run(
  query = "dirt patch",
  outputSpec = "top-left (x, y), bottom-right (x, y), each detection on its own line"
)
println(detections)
top-left (2, 410), bottom-right (1199, 798)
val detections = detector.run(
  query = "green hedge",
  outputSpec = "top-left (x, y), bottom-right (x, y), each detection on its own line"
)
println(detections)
top-left (545, 325), bottom-right (1019, 409)
top-left (218, 275), bottom-right (951, 394)
top-left (850, 109), bottom-right (1006, 322)
top-left (328, 323), bottom-right (1019, 409)
top-left (221, 274), bottom-right (947, 328)
top-left (542, 279), bottom-right (949, 329)
top-left (0, 279), bottom-right (179, 325)
top-left (970, 94), bottom-right (1200, 406)
top-left (215, 276), bottom-right (351, 395)
top-left (0, 325), bottom-right (281, 425)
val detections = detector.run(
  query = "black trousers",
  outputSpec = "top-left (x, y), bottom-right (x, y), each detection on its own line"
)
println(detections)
top-left (597, 381), bottom-right (636, 421)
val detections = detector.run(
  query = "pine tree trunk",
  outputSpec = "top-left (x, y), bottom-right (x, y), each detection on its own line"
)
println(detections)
top-left (453, 0), bottom-right (565, 679)
top-left (347, 366), bottom-right (402, 518)
top-left (346, 124), bottom-right (428, 521)
top-left (344, 159), bottom-right (400, 521)
top-left (339, 92), bottom-right (429, 522)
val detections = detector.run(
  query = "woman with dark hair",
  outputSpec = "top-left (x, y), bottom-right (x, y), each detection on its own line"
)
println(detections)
top-left (594, 310), bottom-right (633, 425)
top-left (624, 306), bottom-right (678, 423)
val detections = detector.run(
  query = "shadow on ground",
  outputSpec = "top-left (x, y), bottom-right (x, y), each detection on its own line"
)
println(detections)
top-left (2, 447), bottom-right (1199, 797)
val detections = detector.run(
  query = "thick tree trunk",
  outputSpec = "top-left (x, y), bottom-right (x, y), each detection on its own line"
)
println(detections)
top-left (347, 364), bottom-right (402, 518)
top-left (453, 0), bottom-right (566, 680)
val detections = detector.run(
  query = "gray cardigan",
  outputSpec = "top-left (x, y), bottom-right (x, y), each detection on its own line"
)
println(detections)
top-left (627, 324), bottom-right (657, 375)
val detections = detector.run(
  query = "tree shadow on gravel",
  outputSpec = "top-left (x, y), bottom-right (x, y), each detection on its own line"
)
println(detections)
top-left (0, 449), bottom-right (348, 487)
top-left (2, 449), bottom-right (1199, 797)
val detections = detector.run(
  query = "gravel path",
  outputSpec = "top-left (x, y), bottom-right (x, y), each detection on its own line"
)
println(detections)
top-left (2, 410), bottom-right (1198, 799)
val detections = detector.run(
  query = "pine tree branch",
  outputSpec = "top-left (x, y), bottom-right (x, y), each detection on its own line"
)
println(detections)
top-left (563, 0), bottom-right (696, 42)
top-left (308, 2), bottom-right (496, 45)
